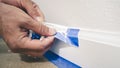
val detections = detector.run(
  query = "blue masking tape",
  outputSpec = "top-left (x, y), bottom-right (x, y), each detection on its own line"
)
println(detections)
top-left (44, 50), bottom-right (81, 68)
top-left (31, 28), bottom-right (81, 68)
top-left (31, 32), bottom-right (41, 39)
top-left (67, 28), bottom-right (80, 47)
top-left (55, 32), bottom-right (66, 42)
top-left (54, 28), bottom-right (80, 47)
top-left (31, 28), bottom-right (80, 47)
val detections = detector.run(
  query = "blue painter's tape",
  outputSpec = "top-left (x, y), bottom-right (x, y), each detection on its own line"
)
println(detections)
top-left (31, 28), bottom-right (80, 47)
top-left (68, 37), bottom-right (79, 47)
top-left (31, 31), bottom-right (81, 68)
top-left (54, 28), bottom-right (80, 47)
top-left (44, 51), bottom-right (81, 68)
top-left (67, 28), bottom-right (80, 47)
top-left (31, 32), bottom-right (41, 39)
top-left (55, 32), bottom-right (66, 42)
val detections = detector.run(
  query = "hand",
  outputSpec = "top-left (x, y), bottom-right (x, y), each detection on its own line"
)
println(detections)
top-left (1, 0), bottom-right (44, 22)
top-left (0, 3), bottom-right (56, 57)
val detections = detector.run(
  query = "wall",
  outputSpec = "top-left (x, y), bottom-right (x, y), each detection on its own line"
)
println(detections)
top-left (34, 0), bottom-right (120, 68)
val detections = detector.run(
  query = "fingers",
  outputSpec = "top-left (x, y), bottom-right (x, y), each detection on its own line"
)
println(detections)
top-left (20, 20), bottom-right (55, 56)
top-left (21, 17), bottom-right (56, 36)
top-left (20, 0), bottom-right (44, 22)
top-left (23, 36), bottom-right (54, 50)
top-left (19, 36), bottom-right (54, 57)
top-left (23, 45), bottom-right (51, 57)
top-left (1, 0), bottom-right (55, 57)
top-left (1, 0), bottom-right (44, 22)
top-left (20, 0), bottom-right (56, 36)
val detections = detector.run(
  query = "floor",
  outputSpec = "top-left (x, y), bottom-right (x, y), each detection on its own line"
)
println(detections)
top-left (0, 38), bottom-right (57, 68)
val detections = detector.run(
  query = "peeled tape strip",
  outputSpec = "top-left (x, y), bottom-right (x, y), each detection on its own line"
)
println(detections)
top-left (67, 28), bottom-right (80, 46)
top-left (55, 28), bottom-right (80, 47)
top-left (30, 22), bottom-right (80, 47)
top-left (30, 28), bottom-right (80, 47)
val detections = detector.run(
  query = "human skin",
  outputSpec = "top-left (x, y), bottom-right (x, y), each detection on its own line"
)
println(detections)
top-left (1, 0), bottom-right (45, 22)
top-left (0, 0), bottom-right (56, 57)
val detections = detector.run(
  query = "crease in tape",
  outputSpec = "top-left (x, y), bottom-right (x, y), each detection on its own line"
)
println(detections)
top-left (30, 22), bottom-right (80, 47)
top-left (54, 28), bottom-right (80, 47)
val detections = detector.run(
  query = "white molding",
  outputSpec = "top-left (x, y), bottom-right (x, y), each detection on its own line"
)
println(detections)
top-left (79, 28), bottom-right (120, 47)
top-left (46, 22), bottom-right (120, 47)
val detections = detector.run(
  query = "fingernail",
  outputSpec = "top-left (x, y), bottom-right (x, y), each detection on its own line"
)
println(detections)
top-left (49, 28), bottom-right (56, 36)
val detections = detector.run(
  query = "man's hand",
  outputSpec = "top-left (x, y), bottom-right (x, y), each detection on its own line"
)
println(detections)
top-left (0, 3), bottom-right (56, 57)
top-left (1, 0), bottom-right (44, 22)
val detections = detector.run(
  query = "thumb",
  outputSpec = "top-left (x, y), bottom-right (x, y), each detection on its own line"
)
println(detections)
top-left (21, 0), bottom-right (44, 22)
top-left (22, 18), bottom-right (56, 36)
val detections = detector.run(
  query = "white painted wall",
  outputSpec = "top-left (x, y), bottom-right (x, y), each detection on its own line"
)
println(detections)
top-left (34, 0), bottom-right (120, 68)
